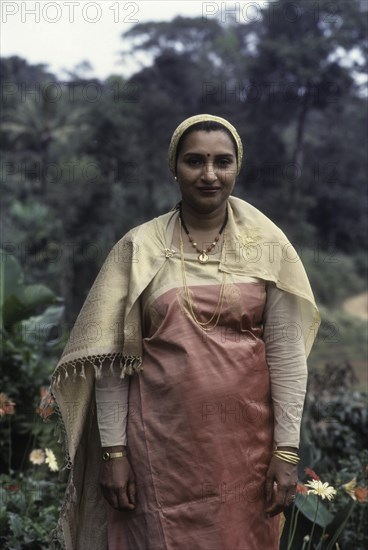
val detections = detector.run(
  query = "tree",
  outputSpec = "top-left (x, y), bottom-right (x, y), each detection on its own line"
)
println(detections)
top-left (243, 0), bottom-right (367, 213)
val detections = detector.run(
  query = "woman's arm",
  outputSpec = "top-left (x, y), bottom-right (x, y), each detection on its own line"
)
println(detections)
top-left (95, 370), bottom-right (129, 447)
top-left (263, 283), bottom-right (307, 448)
top-left (95, 371), bottom-right (136, 510)
top-left (262, 283), bottom-right (307, 516)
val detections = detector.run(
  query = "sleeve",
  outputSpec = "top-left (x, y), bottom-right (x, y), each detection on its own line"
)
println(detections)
top-left (263, 283), bottom-right (308, 448)
top-left (95, 371), bottom-right (129, 447)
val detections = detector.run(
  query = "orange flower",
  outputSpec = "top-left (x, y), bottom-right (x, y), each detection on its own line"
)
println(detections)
top-left (36, 386), bottom-right (56, 421)
top-left (355, 487), bottom-right (368, 503)
top-left (304, 467), bottom-right (320, 481)
top-left (296, 482), bottom-right (308, 494)
top-left (39, 386), bottom-right (49, 399)
top-left (5, 484), bottom-right (20, 492)
top-left (0, 393), bottom-right (15, 417)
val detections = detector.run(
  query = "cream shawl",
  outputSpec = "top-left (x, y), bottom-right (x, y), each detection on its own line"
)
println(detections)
top-left (50, 196), bottom-right (320, 549)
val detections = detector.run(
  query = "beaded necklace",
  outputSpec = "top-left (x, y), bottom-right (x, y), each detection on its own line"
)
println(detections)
top-left (179, 206), bottom-right (228, 264)
top-left (178, 217), bottom-right (227, 331)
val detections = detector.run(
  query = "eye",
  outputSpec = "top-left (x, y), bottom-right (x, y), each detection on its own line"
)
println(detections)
top-left (186, 158), bottom-right (202, 166)
top-left (217, 158), bottom-right (233, 167)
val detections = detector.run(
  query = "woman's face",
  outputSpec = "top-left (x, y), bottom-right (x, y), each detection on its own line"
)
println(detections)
top-left (176, 130), bottom-right (237, 215)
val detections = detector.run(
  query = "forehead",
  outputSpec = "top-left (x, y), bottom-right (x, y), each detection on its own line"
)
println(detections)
top-left (178, 130), bottom-right (236, 155)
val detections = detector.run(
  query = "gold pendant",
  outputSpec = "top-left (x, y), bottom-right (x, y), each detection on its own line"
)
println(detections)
top-left (198, 252), bottom-right (209, 264)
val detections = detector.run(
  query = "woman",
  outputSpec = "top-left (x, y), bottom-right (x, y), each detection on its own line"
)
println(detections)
top-left (49, 114), bottom-right (320, 550)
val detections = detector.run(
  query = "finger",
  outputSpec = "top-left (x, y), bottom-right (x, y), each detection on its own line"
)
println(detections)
top-left (128, 481), bottom-right (136, 506)
top-left (265, 477), bottom-right (274, 502)
top-left (284, 485), bottom-right (297, 507)
top-left (284, 484), bottom-right (296, 499)
top-left (266, 486), bottom-right (286, 516)
top-left (117, 487), bottom-right (135, 511)
top-left (266, 503), bottom-right (284, 517)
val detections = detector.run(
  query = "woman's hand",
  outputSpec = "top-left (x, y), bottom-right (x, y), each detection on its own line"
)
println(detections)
top-left (99, 450), bottom-right (136, 511)
top-left (265, 449), bottom-right (298, 517)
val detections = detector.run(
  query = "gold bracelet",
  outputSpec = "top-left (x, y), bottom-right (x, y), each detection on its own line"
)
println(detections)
top-left (274, 449), bottom-right (299, 458)
top-left (273, 450), bottom-right (300, 459)
top-left (273, 454), bottom-right (299, 465)
top-left (275, 451), bottom-right (300, 458)
top-left (272, 451), bottom-right (300, 465)
top-left (102, 450), bottom-right (127, 461)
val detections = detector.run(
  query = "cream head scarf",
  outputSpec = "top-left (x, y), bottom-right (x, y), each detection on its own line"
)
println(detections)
top-left (168, 114), bottom-right (243, 176)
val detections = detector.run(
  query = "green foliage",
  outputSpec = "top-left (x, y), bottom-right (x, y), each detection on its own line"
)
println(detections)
top-left (308, 308), bottom-right (367, 385)
top-left (331, 452), bottom-right (368, 550)
top-left (0, 252), bottom-right (64, 473)
top-left (305, 364), bottom-right (368, 467)
top-left (282, 363), bottom-right (368, 550)
top-left (0, 472), bottom-right (66, 549)
top-left (281, 495), bottom-right (357, 550)
top-left (1, 252), bottom-right (60, 330)
top-left (294, 492), bottom-right (333, 527)
top-left (299, 248), bottom-right (367, 381)
top-left (300, 250), bottom-right (365, 307)
top-left (1, 255), bottom-right (65, 547)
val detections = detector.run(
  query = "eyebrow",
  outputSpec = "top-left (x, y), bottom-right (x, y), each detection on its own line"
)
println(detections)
top-left (182, 152), bottom-right (235, 158)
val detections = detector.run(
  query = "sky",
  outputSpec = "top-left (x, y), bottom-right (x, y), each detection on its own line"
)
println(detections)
top-left (0, 1), bottom-right (267, 80)
top-left (2, 1), bottom-right (365, 84)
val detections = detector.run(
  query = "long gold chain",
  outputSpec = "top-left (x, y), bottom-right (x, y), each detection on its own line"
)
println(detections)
top-left (179, 218), bottom-right (227, 331)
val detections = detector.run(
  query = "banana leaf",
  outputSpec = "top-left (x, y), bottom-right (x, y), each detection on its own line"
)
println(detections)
top-left (295, 493), bottom-right (333, 528)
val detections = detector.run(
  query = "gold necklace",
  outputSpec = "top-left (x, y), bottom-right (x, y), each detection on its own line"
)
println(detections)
top-left (179, 206), bottom-right (228, 264)
top-left (179, 218), bottom-right (227, 331)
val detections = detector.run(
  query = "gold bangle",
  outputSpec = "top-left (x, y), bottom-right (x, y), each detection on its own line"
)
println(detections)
top-left (276, 449), bottom-right (299, 457)
top-left (273, 451), bottom-right (299, 459)
top-left (272, 451), bottom-right (300, 465)
top-left (274, 450), bottom-right (300, 459)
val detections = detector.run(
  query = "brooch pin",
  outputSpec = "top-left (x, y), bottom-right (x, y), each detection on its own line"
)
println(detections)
top-left (236, 228), bottom-right (262, 247)
top-left (163, 248), bottom-right (176, 258)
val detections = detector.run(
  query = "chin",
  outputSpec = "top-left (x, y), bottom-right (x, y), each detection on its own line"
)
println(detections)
top-left (193, 200), bottom-right (225, 215)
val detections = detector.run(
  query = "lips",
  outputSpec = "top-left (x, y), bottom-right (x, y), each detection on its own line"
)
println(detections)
top-left (197, 187), bottom-right (220, 192)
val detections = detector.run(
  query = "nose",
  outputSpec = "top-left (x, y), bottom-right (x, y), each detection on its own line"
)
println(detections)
top-left (201, 161), bottom-right (217, 183)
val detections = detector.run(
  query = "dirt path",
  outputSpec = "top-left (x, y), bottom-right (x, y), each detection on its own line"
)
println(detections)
top-left (342, 291), bottom-right (368, 320)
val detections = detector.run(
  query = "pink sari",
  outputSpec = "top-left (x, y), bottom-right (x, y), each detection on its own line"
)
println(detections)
top-left (107, 255), bottom-right (279, 550)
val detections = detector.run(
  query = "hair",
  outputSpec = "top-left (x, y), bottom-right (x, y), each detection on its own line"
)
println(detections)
top-left (175, 121), bottom-right (238, 170)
